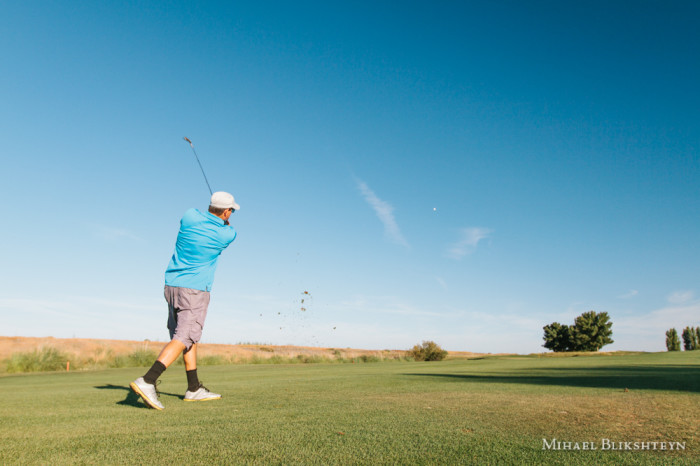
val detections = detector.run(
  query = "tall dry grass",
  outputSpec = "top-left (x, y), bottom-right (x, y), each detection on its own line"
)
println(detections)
top-left (1, 346), bottom-right (413, 373)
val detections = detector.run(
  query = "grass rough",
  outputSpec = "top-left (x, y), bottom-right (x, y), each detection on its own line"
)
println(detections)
top-left (4, 347), bottom-right (69, 373)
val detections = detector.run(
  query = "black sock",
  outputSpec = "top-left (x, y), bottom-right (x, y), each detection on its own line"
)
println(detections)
top-left (186, 369), bottom-right (200, 392)
top-left (143, 361), bottom-right (166, 385)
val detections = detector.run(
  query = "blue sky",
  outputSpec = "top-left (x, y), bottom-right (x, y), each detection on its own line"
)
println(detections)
top-left (1, 1), bottom-right (698, 353)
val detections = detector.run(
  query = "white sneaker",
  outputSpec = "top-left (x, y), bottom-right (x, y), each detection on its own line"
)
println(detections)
top-left (184, 384), bottom-right (222, 402)
top-left (130, 377), bottom-right (164, 410)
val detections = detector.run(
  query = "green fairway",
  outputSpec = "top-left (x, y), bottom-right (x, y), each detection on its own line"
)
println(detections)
top-left (1, 352), bottom-right (698, 464)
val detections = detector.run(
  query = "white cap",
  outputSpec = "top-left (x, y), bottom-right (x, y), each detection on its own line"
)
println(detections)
top-left (210, 191), bottom-right (240, 210)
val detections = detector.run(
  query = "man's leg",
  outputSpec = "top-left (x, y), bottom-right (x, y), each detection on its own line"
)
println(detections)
top-left (183, 343), bottom-right (221, 402)
top-left (130, 286), bottom-right (190, 410)
top-left (183, 344), bottom-right (201, 393)
top-left (130, 339), bottom-right (188, 410)
top-left (140, 339), bottom-right (187, 384)
top-left (157, 339), bottom-right (188, 367)
top-left (144, 341), bottom-right (202, 392)
top-left (140, 285), bottom-right (193, 388)
top-left (183, 343), bottom-right (197, 371)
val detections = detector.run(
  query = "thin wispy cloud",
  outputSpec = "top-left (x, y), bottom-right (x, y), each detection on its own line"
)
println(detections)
top-left (667, 290), bottom-right (694, 304)
top-left (446, 227), bottom-right (492, 259)
top-left (356, 179), bottom-right (408, 247)
top-left (435, 276), bottom-right (448, 291)
top-left (612, 299), bottom-right (700, 351)
top-left (618, 289), bottom-right (639, 299)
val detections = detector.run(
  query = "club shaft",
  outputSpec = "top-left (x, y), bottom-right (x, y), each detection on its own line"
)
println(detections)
top-left (184, 137), bottom-right (213, 195)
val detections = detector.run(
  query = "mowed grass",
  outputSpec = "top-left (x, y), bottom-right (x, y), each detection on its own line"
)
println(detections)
top-left (1, 352), bottom-right (698, 464)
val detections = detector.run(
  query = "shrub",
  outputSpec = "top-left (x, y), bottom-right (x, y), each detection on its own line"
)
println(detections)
top-left (109, 350), bottom-right (158, 368)
top-left (247, 355), bottom-right (266, 364)
top-left (295, 354), bottom-right (326, 364)
top-left (5, 347), bottom-right (69, 373)
top-left (408, 341), bottom-right (447, 361)
top-left (266, 355), bottom-right (290, 364)
top-left (197, 355), bottom-right (227, 366)
top-left (359, 355), bottom-right (380, 363)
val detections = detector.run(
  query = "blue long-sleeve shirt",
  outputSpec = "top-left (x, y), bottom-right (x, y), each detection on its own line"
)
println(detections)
top-left (164, 208), bottom-right (237, 291)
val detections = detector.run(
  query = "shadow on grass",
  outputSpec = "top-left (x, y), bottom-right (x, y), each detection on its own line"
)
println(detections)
top-left (407, 365), bottom-right (700, 393)
top-left (94, 384), bottom-right (184, 408)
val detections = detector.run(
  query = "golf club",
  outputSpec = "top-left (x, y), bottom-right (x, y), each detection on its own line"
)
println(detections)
top-left (183, 137), bottom-right (213, 195)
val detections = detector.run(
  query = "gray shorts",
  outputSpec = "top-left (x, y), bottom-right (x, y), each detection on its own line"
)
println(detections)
top-left (164, 285), bottom-right (211, 349)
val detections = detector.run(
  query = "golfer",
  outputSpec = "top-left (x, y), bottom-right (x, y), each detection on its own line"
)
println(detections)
top-left (130, 191), bottom-right (239, 410)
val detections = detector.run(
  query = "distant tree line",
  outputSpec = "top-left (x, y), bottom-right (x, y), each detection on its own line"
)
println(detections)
top-left (542, 311), bottom-right (613, 352)
top-left (665, 326), bottom-right (700, 351)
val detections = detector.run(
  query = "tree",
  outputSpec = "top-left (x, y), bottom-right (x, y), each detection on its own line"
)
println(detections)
top-left (409, 341), bottom-right (448, 361)
top-left (683, 326), bottom-right (700, 350)
top-left (571, 311), bottom-right (614, 351)
top-left (682, 327), bottom-right (694, 351)
top-left (542, 311), bottom-right (613, 352)
top-left (542, 322), bottom-right (574, 352)
top-left (666, 328), bottom-right (681, 351)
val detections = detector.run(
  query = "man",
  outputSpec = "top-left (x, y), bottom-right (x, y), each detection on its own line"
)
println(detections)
top-left (130, 191), bottom-right (240, 410)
